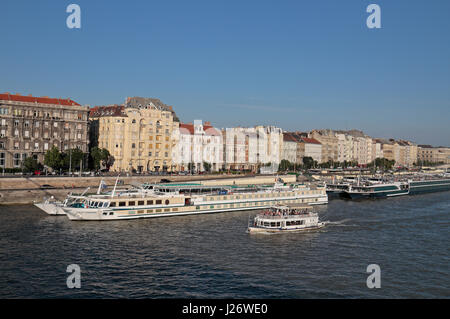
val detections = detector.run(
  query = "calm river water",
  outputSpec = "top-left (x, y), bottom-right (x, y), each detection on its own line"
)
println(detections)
top-left (0, 192), bottom-right (449, 298)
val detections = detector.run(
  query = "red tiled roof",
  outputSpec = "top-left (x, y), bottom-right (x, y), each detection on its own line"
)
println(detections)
top-left (283, 132), bottom-right (298, 143)
top-left (179, 122), bottom-right (220, 136)
top-left (0, 93), bottom-right (80, 106)
top-left (301, 137), bottom-right (321, 145)
top-left (179, 123), bottom-right (194, 134)
top-left (204, 125), bottom-right (221, 136)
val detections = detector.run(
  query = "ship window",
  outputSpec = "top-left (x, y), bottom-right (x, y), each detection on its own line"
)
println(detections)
top-left (276, 222), bottom-right (280, 227)
top-left (110, 202), bottom-right (116, 207)
top-left (165, 199), bottom-right (170, 205)
top-left (196, 206), bottom-right (200, 210)
top-left (156, 209), bottom-right (162, 212)
top-left (210, 205), bottom-right (214, 209)
top-left (263, 222), bottom-right (270, 226)
top-left (156, 200), bottom-right (162, 205)
top-left (109, 212), bottom-right (114, 215)
top-left (147, 209), bottom-right (154, 213)
top-left (119, 202), bottom-right (126, 207)
top-left (129, 201), bottom-right (135, 206)
top-left (172, 208), bottom-right (178, 211)
top-left (147, 200), bottom-right (154, 205)
top-left (138, 200), bottom-right (144, 205)
top-left (103, 212), bottom-right (107, 215)
top-left (270, 222), bottom-right (276, 227)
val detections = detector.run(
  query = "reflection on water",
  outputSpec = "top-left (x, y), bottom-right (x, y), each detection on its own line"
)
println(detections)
top-left (0, 192), bottom-right (449, 298)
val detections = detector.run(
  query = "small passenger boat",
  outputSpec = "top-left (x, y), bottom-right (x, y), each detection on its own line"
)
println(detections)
top-left (247, 205), bottom-right (325, 233)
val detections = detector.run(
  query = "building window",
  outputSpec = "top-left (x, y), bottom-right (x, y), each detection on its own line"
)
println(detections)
top-left (13, 153), bottom-right (21, 167)
top-left (0, 152), bottom-right (5, 167)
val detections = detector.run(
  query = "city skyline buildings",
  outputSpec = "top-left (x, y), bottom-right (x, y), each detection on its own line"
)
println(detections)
top-left (1, 1), bottom-right (449, 147)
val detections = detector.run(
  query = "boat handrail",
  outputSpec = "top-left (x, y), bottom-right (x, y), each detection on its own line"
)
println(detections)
top-left (256, 213), bottom-right (316, 220)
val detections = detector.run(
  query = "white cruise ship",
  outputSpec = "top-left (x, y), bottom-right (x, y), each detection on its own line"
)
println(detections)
top-left (62, 182), bottom-right (328, 221)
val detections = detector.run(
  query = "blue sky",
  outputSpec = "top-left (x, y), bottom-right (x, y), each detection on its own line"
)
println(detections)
top-left (1, 0), bottom-right (449, 146)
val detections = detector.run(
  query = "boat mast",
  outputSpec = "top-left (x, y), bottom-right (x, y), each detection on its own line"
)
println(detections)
top-left (111, 174), bottom-right (120, 198)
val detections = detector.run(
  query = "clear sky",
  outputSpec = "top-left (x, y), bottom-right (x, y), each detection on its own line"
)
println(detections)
top-left (1, 0), bottom-right (449, 146)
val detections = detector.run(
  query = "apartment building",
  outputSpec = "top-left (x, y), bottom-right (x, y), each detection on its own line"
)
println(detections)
top-left (297, 137), bottom-right (322, 164)
top-left (417, 145), bottom-right (450, 164)
top-left (92, 97), bottom-right (178, 172)
top-left (281, 132), bottom-right (298, 164)
top-left (309, 129), bottom-right (338, 163)
top-left (222, 125), bottom-right (283, 171)
top-left (174, 120), bottom-right (223, 172)
top-left (0, 93), bottom-right (89, 169)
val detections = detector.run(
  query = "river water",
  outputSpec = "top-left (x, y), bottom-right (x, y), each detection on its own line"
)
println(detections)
top-left (0, 192), bottom-right (449, 298)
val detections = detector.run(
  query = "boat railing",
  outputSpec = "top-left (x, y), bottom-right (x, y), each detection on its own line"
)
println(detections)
top-left (256, 213), bottom-right (315, 220)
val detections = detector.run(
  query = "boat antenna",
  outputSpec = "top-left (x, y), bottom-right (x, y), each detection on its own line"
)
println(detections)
top-left (111, 174), bottom-right (120, 198)
top-left (80, 187), bottom-right (90, 196)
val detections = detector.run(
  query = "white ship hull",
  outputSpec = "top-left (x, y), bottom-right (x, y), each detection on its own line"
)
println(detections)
top-left (248, 222), bottom-right (325, 233)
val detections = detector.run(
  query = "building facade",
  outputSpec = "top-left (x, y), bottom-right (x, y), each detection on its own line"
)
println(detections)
top-left (309, 129), bottom-right (338, 163)
top-left (298, 137), bottom-right (322, 164)
top-left (281, 132), bottom-right (298, 164)
top-left (417, 145), bottom-right (450, 165)
top-left (174, 120), bottom-right (223, 172)
top-left (222, 125), bottom-right (283, 172)
top-left (0, 93), bottom-right (89, 169)
top-left (93, 97), bottom-right (178, 173)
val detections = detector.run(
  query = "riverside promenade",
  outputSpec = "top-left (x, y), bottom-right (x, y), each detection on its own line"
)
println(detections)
top-left (0, 174), bottom-right (297, 205)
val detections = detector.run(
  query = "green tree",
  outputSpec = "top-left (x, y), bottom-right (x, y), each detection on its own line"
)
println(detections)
top-left (279, 159), bottom-right (293, 171)
top-left (44, 146), bottom-right (63, 171)
top-left (23, 157), bottom-right (42, 173)
top-left (203, 161), bottom-right (212, 173)
top-left (302, 157), bottom-right (314, 169)
top-left (90, 147), bottom-right (111, 170)
top-left (62, 148), bottom-right (84, 170)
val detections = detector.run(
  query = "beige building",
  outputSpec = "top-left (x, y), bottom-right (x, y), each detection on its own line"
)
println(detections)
top-left (298, 137), bottom-right (322, 164)
top-left (92, 97), bottom-right (178, 173)
top-left (417, 145), bottom-right (450, 164)
top-left (380, 139), bottom-right (417, 167)
top-left (309, 129), bottom-right (338, 163)
top-left (0, 93), bottom-right (89, 169)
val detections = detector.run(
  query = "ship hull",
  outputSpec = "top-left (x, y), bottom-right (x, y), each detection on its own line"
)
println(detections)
top-left (248, 222), bottom-right (325, 233)
top-left (408, 179), bottom-right (450, 195)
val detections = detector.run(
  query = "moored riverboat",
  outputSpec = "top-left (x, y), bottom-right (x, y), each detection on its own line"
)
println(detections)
top-left (62, 183), bottom-right (328, 221)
